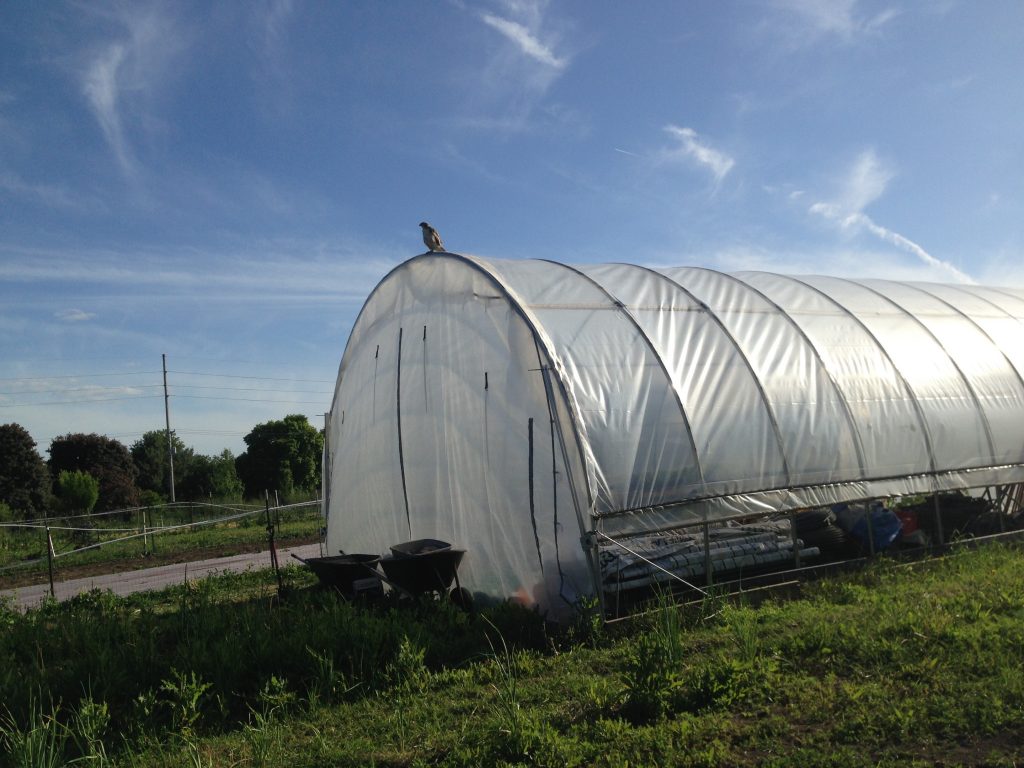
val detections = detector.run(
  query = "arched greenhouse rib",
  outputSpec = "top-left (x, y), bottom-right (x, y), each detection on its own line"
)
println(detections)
top-left (323, 253), bottom-right (1024, 615)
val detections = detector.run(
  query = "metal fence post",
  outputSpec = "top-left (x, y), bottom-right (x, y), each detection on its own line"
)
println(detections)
top-left (790, 510), bottom-right (802, 569)
top-left (266, 492), bottom-right (282, 593)
top-left (141, 507), bottom-right (149, 556)
top-left (704, 521), bottom-right (713, 588)
top-left (45, 525), bottom-right (56, 598)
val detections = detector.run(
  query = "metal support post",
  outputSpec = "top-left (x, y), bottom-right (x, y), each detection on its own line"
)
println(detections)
top-left (45, 526), bottom-right (56, 598)
top-left (790, 510), bottom-right (801, 569)
top-left (864, 505), bottom-right (876, 557)
top-left (162, 353), bottom-right (175, 503)
top-left (704, 521), bottom-right (713, 588)
top-left (266, 492), bottom-right (283, 593)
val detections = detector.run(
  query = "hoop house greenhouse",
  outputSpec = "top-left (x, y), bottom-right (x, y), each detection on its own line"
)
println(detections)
top-left (323, 253), bottom-right (1024, 615)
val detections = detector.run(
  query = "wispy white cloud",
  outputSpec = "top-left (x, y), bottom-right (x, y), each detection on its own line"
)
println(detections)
top-left (948, 74), bottom-right (975, 91)
top-left (0, 90), bottom-right (18, 143)
top-left (0, 240), bottom-right (396, 304)
top-left (438, 143), bottom-right (507, 184)
top-left (455, 0), bottom-right (573, 134)
top-left (770, 0), bottom-right (899, 44)
top-left (0, 171), bottom-right (100, 212)
top-left (479, 12), bottom-right (566, 69)
top-left (254, 0), bottom-right (294, 55)
top-left (975, 249), bottom-right (1024, 289)
top-left (808, 150), bottom-right (973, 283)
top-left (82, 42), bottom-right (134, 173)
top-left (437, 102), bottom-right (587, 136)
top-left (55, 309), bottom-right (96, 322)
top-left (834, 148), bottom-right (892, 212)
top-left (0, 310), bottom-right (175, 360)
top-left (660, 125), bottom-right (735, 185)
top-left (247, 0), bottom-right (297, 112)
top-left (645, 243), bottom-right (964, 284)
top-left (78, 5), bottom-right (187, 177)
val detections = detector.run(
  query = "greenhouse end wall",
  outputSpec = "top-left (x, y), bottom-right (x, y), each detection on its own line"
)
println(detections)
top-left (325, 255), bottom-right (594, 612)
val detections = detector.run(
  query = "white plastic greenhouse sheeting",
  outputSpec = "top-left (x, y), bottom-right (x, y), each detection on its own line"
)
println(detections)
top-left (324, 253), bottom-right (1024, 613)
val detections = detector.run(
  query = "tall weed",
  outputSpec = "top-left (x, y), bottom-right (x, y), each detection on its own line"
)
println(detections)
top-left (677, 653), bottom-right (780, 712)
top-left (68, 694), bottom-right (110, 765)
top-left (485, 620), bottom-right (526, 749)
top-left (620, 590), bottom-right (687, 723)
top-left (242, 677), bottom-right (292, 768)
top-left (723, 604), bottom-right (760, 662)
top-left (304, 646), bottom-right (357, 706)
top-left (479, 618), bottom-right (561, 763)
top-left (0, 700), bottom-right (67, 768)
top-left (621, 631), bottom-right (682, 723)
top-left (158, 669), bottom-right (211, 736)
top-left (385, 636), bottom-right (429, 692)
top-left (0, 569), bottom-right (550, 760)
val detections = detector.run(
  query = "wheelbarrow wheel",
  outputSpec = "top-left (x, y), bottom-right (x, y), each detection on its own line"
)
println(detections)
top-left (449, 587), bottom-right (474, 611)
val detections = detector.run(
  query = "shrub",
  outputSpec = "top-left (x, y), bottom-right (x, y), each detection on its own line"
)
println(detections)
top-left (55, 470), bottom-right (99, 517)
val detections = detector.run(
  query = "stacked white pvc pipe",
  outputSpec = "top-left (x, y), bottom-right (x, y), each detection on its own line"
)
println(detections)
top-left (600, 519), bottom-right (819, 592)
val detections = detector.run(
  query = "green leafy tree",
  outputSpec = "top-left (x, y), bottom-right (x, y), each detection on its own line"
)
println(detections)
top-left (179, 450), bottom-right (244, 501)
top-left (56, 470), bottom-right (100, 516)
top-left (130, 430), bottom-right (194, 499)
top-left (48, 433), bottom-right (140, 512)
top-left (236, 414), bottom-right (323, 499)
top-left (0, 423), bottom-right (52, 519)
top-left (0, 501), bottom-right (11, 549)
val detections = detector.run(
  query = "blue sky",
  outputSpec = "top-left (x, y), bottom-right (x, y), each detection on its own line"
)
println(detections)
top-left (2, 0), bottom-right (1022, 458)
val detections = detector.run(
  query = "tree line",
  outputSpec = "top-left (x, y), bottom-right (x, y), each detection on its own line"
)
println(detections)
top-left (0, 414), bottom-right (324, 521)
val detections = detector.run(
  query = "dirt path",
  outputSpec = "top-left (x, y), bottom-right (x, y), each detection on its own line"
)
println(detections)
top-left (1, 541), bottom-right (324, 611)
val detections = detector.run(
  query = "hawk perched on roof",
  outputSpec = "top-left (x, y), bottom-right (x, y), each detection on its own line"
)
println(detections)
top-left (419, 222), bottom-right (444, 252)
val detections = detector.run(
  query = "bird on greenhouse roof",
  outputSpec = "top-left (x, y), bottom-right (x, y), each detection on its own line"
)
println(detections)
top-left (419, 221), bottom-right (444, 252)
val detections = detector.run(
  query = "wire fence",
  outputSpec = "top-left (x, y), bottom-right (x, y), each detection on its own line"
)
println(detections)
top-left (0, 499), bottom-right (324, 583)
top-left (8, 501), bottom-right (263, 527)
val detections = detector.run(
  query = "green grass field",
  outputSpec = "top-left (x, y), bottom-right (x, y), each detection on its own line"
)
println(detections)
top-left (2, 542), bottom-right (1023, 767)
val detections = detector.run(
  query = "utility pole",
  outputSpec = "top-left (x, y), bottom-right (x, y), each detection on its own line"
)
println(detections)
top-left (162, 353), bottom-right (176, 502)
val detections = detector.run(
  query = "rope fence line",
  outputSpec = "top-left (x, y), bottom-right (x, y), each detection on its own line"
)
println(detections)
top-left (52, 505), bottom-right (270, 543)
top-left (7, 500), bottom-right (267, 527)
top-left (0, 500), bottom-right (323, 578)
top-left (0, 499), bottom-right (320, 531)
top-left (0, 555), bottom-right (47, 574)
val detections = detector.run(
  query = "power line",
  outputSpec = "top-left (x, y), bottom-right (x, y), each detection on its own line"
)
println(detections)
top-left (170, 384), bottom-right (332, 394)
top-left (0, 392), bottom-right (330, 408)
top-left (0, 360), bottom-right (333, 453)
top-left (0, 385), bottom-right (164, 395)
top-left (0, 369), bottom-right (333, 386)
top-left (0, 383), bottom-right (330, 396)
top-left (0, 371), bottom-right (160, 382)
top-left (169, 370), bottom-right (333, 383)
top-left (0, 395), bottom-right (162, 408)
top-left (1, 396), bottom-right (327, 408)
top-left (107, 429), bottom-right (248, 438)
top-left (171, 355), bottom-right (298, 365)
top-left (177, 429), bottom-right (248, 436)
top-left (174, 395), bottom-right (328, 404)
